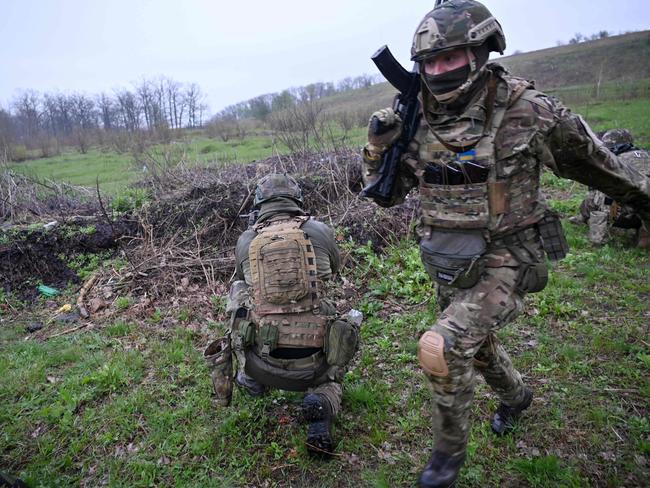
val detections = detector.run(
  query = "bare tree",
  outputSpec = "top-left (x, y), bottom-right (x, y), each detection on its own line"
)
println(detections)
top-left (13, 90), bottom-right (41, 143)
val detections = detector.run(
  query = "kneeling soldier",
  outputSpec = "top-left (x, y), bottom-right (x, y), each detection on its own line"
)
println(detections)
top-left (573, 129), bottom-right (650, 246)
top-left (209, 173), bottom-right (360, 454)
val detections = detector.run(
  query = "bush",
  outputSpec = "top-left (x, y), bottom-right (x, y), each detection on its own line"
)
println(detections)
top-left (110, 188), bottom-right (150, 213)
top-left (10, 145), bottom-right (29, 162)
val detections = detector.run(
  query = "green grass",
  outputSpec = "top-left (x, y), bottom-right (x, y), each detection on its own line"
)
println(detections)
top-left (7, 134), bottom-right (291, 195)
top-left (571, 98), bottom-right (650, 148)
top-left (8, 149), bottom-right (135, 194)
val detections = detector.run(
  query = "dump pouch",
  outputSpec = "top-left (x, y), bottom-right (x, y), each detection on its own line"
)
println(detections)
top-left (204, 336), bottom-right (233, 406)
top-left (244, 349), bottom-right (329, 391)
top-left (537, 211), bottom-right (569, 261)
top-left (420, 229), bottom-right (486, 288)
top-left (324, 319), bottom-right (359, 367)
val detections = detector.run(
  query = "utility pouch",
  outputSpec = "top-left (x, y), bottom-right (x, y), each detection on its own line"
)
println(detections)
top-left (237, 319), bottom-right (255, 348)
top-left (257, 323), bottom-right (279, 357)
top-left (516, 261), bottom-right (548, 294)
top-left (204, 336), bottom-right (233, 406)
top-left (537, 211), bottom-right (569, 261)
top-left (420, 229), bottom-right (486, 289)
top-left (324, 319), bottom-right (359, 367)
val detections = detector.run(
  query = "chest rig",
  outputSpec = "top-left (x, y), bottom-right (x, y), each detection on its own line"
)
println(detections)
top-left (248, 216), bottom-right (327, 356)
top-left (410, 73), bottom-right (544, 238)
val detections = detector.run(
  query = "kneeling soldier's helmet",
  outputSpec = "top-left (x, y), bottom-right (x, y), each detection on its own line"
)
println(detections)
top-left (601, 128), bottom-right (634, 148)
top-left (254, 173), bottom-right (303, 207)
top-left (411, 0), bottom-right (506, 62)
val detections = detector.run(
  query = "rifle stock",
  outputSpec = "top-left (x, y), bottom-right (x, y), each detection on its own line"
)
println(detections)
top-left (360, 46), bottom-right (421, 207)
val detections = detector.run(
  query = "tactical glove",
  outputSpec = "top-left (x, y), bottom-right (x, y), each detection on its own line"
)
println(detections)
top-left (365, 108), bottom-right (403, 159)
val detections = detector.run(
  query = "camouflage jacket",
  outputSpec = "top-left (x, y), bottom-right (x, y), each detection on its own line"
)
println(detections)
top-left (363, 63), bottom-right (650, 239)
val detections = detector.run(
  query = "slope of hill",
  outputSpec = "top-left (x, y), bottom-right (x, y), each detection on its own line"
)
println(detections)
top-left (499, 31), bottom-right (650, 90)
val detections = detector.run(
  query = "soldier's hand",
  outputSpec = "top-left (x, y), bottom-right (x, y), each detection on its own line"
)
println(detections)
top-left (367, 108), bottom-right (403, 154)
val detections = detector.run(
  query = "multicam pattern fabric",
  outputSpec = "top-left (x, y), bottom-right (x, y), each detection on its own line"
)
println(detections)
top-left (428, 265), bottom-right (528, 456)
top-left (601, 128), bottom-right (634, 147)
top-left (254, 173), bottom-right (303, 207)
top-left (411, 0), bottom-right (505, 61)
top-left (404, 66), bottom-right (545, 235)
top-left (204, 337), bottom-right (234, 407)
top-left (363, 63), bottom-right (650, 234)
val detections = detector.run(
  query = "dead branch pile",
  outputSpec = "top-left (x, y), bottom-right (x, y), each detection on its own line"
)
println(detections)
top-left (1, 149), bottom-right (417, 300)
top-left (115, 149), bottom-right (417, 297)
top-left (0, 169), bottom-right (100, 223)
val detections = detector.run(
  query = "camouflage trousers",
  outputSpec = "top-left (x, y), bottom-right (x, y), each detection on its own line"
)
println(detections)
top-left (427, 264), bottom-right (529, 457)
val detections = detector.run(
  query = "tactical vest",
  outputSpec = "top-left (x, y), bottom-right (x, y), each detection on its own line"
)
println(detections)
top-left (248, 216), bottom-right (327, 356)
top-left (410, 74), bottom-right (547, 238)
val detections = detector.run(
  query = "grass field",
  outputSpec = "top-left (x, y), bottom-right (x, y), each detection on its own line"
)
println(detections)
top-left (1, 198), bottom-right (648, 486)
top-left (7, 134), bottom-right (288, 195)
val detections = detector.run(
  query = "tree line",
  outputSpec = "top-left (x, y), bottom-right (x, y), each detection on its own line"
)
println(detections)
top-left (213, 74), bottom-right (379, 122)
top-left (0, 72), bottom-right (381, 163)
top-left (0, 77), bottom-right (208, 161)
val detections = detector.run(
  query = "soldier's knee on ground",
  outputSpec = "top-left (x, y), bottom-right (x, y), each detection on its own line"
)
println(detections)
top-left (418, 330), bottom-right (449, 377)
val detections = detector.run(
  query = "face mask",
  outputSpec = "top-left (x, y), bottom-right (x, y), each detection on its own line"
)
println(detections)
top-left (422, 64), bottom-right (471, 95)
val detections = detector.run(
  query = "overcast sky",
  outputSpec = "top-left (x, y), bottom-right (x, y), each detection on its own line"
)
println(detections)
top-left (1, 0), bottom-right (648, 115)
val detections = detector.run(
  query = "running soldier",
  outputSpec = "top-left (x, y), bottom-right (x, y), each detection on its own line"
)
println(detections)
top-left (362, 1), bottom-right (650, 486)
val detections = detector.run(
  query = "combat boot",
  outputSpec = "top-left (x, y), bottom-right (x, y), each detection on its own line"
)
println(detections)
top-left (234, 371), bottom-right (268, 397)
top-left (491, 387), bottom-right (533, 436)
top-left (302, 393), bottom-right (334, 455)
top-left (418, 450), bottom-right (466, 488)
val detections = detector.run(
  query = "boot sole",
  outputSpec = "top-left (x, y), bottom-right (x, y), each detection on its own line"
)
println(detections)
top-left (306, 420), bottom-right (334, 455)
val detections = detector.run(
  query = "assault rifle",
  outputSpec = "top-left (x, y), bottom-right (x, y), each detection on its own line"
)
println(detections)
top-left (360, 46), bottom-right (421, 207)
top-left (239, 210), bottom-right (259, 228)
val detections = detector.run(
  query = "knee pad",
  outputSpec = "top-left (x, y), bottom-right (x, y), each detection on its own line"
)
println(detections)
top-left (418, 331), bottom-right (449, 377)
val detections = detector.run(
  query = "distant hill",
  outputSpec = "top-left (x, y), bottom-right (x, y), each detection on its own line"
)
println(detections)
top-left (320, 30), bottom-right (650, 118)
top-left (499, 31), bottom-right (650, 89)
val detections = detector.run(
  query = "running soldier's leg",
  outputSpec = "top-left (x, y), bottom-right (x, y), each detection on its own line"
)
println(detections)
top-left (422, 266), bottom-right (524, 456)
top-left (436, 284), bottom-right (457, 313)
top-left (473, 333), bottom-right (528, 407)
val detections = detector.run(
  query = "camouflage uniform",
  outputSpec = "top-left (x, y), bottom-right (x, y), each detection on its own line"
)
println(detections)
top-left (362, 1), bottom-right (650, 481)
top-left (574, 130), bottom-right (650, 244)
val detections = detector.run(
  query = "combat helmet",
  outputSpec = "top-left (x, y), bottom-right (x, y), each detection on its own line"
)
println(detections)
top-left (601, 128), bottom-right (634, 148)
top-left (412, 0), bottom-right (506, 104)
top-left (254, 173), bottom-right (303, 207)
